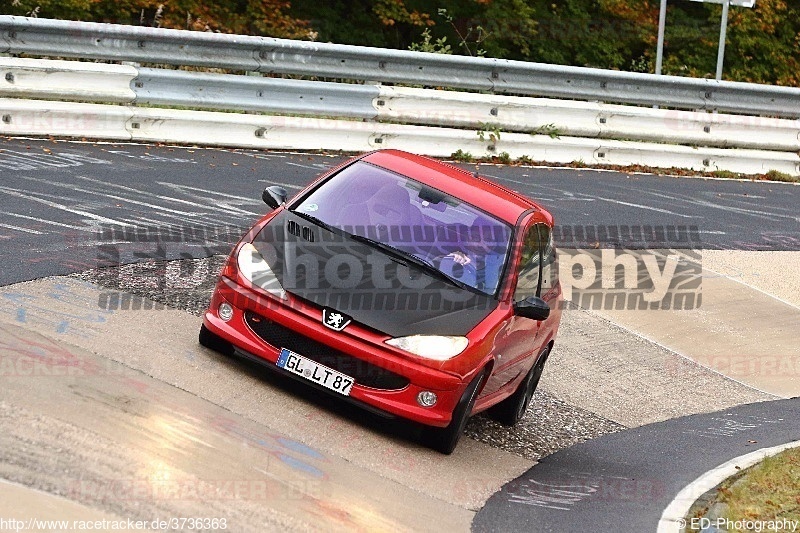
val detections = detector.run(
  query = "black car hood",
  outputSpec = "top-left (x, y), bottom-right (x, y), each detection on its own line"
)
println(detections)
top-left (252, 210), bottom-right (497, 337)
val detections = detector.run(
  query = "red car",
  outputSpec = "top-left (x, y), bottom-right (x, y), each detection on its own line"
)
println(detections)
top-left (200, 150), bottom-right (562, 454)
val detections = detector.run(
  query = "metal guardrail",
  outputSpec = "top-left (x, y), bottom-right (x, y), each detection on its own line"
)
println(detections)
top-left (2, 16), bottom-right (800, 118)
top-left (2, 97), bottom-right (797, 177)
top-left (135, 69), bottom-right (378, 118)
top-left (3, 57), bottom-right (797, 152)
top-left (0, 18), bottom-right (797, 176)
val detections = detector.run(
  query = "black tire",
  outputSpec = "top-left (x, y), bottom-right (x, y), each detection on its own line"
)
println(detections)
top-left (199, 324), bottom-right (234, 356)
top-left (489, 347), bottom-right (549, 427)
top-left (422, 370), bottom-right (486, 455)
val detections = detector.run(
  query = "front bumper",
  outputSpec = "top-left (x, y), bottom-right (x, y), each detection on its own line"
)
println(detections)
top-left (203, 276), bottom-right (471, 427)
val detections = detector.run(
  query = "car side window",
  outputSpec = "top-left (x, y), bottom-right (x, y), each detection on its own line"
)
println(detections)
top-left (539, 224), bottom-right (557, 294)
top-left (514, 222), bottom-right (557, 302)
top-left (513, 223), bottom-right (544, 302)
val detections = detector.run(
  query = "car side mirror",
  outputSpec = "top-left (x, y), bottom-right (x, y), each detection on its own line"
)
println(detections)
top-left (514, 296), bottom-right (550, 321)
top-left (262, 186), bottom-right (287, 209)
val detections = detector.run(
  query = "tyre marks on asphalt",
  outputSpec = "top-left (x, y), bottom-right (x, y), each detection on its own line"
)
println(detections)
top-left (0, 141), bottom-right (313, 240)
top-left (480, 169), bottom-right (800, 250)
top-left (0, 184), bottom-right (136, 227)
top-left (0, 143), bottom-right (325, 226)
top-left (0, 140), bottom-right (328, 285)
top-left (0, 221), bottom-right (45, 234)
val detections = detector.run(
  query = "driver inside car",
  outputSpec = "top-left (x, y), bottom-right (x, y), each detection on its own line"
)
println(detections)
top-left (439, 218), bottom-right (505, 295)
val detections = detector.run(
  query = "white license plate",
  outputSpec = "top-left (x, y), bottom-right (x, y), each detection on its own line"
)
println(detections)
top-left (276, 348), bottom-right (354, 396)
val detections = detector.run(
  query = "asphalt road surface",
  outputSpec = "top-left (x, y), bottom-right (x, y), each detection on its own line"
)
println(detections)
top-left (1, 138), bottom-right (798, 532)
top-left (473, 397), bottom-right (800, 532)
top-left (1, 137), bottom-right (798, 286)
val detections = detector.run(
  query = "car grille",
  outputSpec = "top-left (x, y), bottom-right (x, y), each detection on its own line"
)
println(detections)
top-left (244, 311), bottom-right (410, 391)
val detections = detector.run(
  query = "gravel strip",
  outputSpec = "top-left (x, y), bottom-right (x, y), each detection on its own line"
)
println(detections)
top-left (465, 393), bottom-right (624, 461)
top-left (72, 257), bottom-right (625, 461)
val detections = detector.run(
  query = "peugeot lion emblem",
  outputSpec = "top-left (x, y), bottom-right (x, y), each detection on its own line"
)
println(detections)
top-left (322, 308), bottom-right (351, 331)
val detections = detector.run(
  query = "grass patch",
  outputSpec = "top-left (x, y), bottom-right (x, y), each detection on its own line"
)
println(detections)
top-left (443, 154), bottom-right (800, 182)
top-left (688, 446), bottom-right (800, 532)
top-left (451, 149), bottom-right (474, 162)
top-left (722, 446), bottom-right (800, 526)
top-left (712, 170), bottom-right (741, 180)
top-left (763, 170), bottom-right (799, 183)
top-left (494, 151), bottom-right (512, 164)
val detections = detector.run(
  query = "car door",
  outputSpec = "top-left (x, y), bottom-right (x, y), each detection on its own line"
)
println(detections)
top-left (482, 215), bottom-right (554, 397)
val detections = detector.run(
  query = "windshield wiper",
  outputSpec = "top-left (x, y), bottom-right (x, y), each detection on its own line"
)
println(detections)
top-left (291, 211), bottom-right (336, 233)
top-left (349, 234), bottom-right (477, 293)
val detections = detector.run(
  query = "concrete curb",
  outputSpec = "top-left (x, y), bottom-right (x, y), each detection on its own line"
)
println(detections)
top-left (657, 440), bottom-right (800, 532)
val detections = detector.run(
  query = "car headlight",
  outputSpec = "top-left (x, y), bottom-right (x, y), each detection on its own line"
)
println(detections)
top-left (385, 335), bottom-right (468, 360)
top-left (237, 242), bottom-right (287, 300)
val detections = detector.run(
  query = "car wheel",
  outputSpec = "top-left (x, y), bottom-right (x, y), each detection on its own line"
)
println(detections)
top-left (199, 324), bottom-right (234, 356)
top-left (422, 370), bottom-right (485, 455)
top-left (490, 347), bottom-right (549, 427)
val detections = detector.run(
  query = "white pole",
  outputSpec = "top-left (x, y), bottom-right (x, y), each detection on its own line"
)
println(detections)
top-left (716, 0), bottom-right (730, 80)
top-left (655, 0), bottom-right (668, 75)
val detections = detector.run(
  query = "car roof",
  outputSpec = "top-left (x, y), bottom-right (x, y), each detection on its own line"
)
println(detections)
top-left (360, 150), bottom-right (539, 225)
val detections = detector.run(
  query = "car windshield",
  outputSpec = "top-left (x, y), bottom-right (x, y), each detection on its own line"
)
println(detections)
top-left (290, 161), bottom-right (513, 297)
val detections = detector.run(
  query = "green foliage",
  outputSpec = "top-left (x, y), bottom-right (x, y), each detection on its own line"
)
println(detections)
top-left (711, 170), bottom-right (740, 180)
top-left (714, 0), bottom-right (800, 85)
top-left (373, 0), bottom-right (432, 27)
top-left (763, 170), bottom-right (798, 183)
top-left (3, 0), bottom-right (798, 86)
top-left (422, 1), bottom-right (536, 59)
top-left (291, 0), bottom-right (431, 48)
top-left (608, 0), bottom-right (800, 85)
top-left (495, 151), bottom-right (511, 164)
top-left (451, 149), bottom-right (474, 162)
top-left (477, 123), bottom-right (501, 145)
top-left (531, 123), bottom-right (561, 139)
top-left (409, 28), bottom-right (452, 54)
top-left (686, 446), bottom-right (800, 532)
top-left (0, 0), bottom-right (311, 38)
top-left (0, 0), bottom-right (96, 20)
top-left (436, 7), bottom-right (487, 57)
top-left (290, 1), bottom-right (378, 46)
top-left (524, 0), bottom-right (641, 68)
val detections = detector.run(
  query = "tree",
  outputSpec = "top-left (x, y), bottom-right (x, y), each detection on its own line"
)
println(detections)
top-left (708, 0), bottom-right (800, 85)
top-left (652, 0), bottom-right (800, 85)
top-left (0, 1), bottom-right (311, 39)
top-left (1, 0), bottom-right (797, 85)
top-left (289, 0), bottom-right (432, 48)
top-left (0, 0), bottom-right (99, 19)
top-left (523, 0), bottom-right (646, 68)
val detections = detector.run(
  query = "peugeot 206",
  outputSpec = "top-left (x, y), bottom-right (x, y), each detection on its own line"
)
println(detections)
top-left (199, 149), bottom-right (562, 454)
